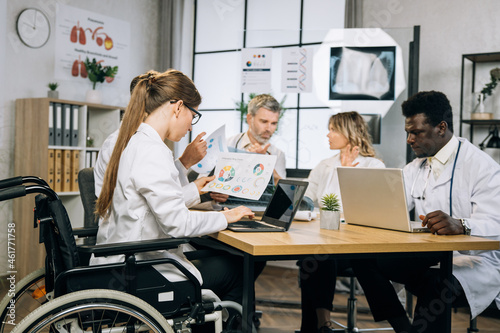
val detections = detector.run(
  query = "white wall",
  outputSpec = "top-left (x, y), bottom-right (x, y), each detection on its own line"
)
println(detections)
top-left (0, 0), bottom-right (163, 271)
top-left (361, 0), bottom-right (500, 162)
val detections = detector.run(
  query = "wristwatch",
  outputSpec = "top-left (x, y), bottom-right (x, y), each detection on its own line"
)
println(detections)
top-left (460, 218), bottom-right (471, 236)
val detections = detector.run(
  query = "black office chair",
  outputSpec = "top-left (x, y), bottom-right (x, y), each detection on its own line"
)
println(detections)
top-left (77, 167), bottom-right (99, 245)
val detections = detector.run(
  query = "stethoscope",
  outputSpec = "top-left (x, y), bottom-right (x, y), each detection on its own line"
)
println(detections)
top-left (235, 132), bottom-right (271, 155)
top-left (234, 133), bottom-right (246, 150)
top-left (410, 141), bottom-right (462, 217)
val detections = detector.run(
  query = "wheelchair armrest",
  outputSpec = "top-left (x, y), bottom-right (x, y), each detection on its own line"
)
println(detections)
top-left (73, 226), bottom-right (98, 238)
top-left (78, 237), bottom-right (191, 257)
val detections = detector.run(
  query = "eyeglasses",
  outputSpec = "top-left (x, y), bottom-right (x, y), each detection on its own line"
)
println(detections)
top-left (170, 100), bottom-right (202, 125)
top-left (410, 162), bottom-right (431, 200)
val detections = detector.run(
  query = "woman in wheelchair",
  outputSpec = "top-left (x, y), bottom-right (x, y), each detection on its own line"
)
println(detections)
top-left (92, 70), bottom-right (253, 314)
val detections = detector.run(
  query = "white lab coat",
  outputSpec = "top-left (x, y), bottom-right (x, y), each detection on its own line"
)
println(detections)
top-left (90, 123), bottom-right (228, 284)
top-left (305, 153), bottom-right (385, 210)
top-left (94, 129), bottom-right (200, 207)
top-left (227, 132), bottom-right (287, 179)
top-left (404, 138), bottom-right (500, 318)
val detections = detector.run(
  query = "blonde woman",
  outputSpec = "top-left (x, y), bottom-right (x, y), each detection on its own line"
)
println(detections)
top-left (91, 69), bottom-right (253, 304)
top-left (300, 111), bottom-right (385, 333)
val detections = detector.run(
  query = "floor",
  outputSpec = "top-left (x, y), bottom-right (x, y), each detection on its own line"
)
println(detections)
top-left (1, 265), bottom-right (499, 332)
top-left (255, 265), bottom-right (500, 333)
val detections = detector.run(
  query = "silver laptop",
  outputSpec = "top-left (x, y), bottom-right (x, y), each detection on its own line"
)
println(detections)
top-left (227, 179), bottom-right (309, 232)
top-left (337, 167), bottom-right (429, 233)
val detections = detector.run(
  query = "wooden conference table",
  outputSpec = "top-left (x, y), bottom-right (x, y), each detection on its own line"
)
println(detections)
top-left (210, 220), bottom-right (499, 333)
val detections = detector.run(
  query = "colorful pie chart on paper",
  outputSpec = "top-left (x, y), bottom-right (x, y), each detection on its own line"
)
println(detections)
top-left (253, 163), bottom-right (264, 176)
top-left (218, 166), bottom-right (235, 182)
top-left (232, 185), bottom-right (243, 193)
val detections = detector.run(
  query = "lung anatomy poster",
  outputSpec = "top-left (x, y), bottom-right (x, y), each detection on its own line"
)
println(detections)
top-left (202, 153), bottom-right (277, 200)
top-left (54, 3), bottom-right (130, 84)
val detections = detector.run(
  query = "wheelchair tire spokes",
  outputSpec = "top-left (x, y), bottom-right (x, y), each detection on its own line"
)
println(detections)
top-left (10, 289), bottom-right (173, 333)
top-left (0, 268), bottom-right (47, 333)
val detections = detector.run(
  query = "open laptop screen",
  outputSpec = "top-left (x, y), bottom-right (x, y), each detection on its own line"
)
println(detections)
top-left (261, 179), bottom-right (308, 229)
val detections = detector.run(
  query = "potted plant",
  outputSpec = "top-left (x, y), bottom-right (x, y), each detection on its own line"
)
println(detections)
top-left (320, 193), bottom-right (341, 230)
top-left (83, 57), bottom-right (118, 104)
top-left (472, 67), bottom-right (500, 120)
top-left (47, 82), bottom-right (59, 99)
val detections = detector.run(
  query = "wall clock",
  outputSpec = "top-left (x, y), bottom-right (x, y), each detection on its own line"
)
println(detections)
top-left (16, 8), bottom-right (51, 48)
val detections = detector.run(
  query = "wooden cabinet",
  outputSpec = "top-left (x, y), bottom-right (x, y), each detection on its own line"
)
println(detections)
top-left (14, 98), bottom-right (123, 278)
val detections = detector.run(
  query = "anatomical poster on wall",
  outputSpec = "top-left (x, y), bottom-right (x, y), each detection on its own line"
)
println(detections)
top-left (241, 48), bottom-right (272, 93)
top-left (281, 47), bottom-right (313, 93)
top-left (202, 152), bottom-right (277, 200)
top-left (54, 4), bottom-right (130, 85)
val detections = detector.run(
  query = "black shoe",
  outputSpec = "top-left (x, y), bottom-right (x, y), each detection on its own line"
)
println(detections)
top-left (317, 323), bottom-right (335, 333)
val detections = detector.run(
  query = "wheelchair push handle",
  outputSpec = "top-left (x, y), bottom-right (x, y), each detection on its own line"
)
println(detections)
top-left (0, 185), bottom-right (59, 202)
top-left (0, 176), bottom-right (49, 190)
top-left (0, 186), bottom-right (26, 201)
top-left (0, 176), bottom-right (23, 189)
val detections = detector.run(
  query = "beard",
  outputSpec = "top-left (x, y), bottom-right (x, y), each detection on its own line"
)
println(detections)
top-left (249, 128), bottom-right (271, 145)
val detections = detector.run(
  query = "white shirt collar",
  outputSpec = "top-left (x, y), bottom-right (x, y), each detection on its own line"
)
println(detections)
top-left (430, 135), bottom-right (459, 166)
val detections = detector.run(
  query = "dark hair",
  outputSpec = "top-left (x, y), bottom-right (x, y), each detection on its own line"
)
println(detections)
top-left (96, 69), bottom-right (201, 218)
top-left (401, 91), bottom-right (454, 133)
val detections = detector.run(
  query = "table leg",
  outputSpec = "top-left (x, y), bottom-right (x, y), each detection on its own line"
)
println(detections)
top-left (440, 251), bottom-right (453, 333)
top-left (242, 252), bottom-right (255, 333)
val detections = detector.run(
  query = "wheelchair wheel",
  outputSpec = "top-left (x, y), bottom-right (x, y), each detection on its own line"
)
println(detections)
top-left (11, 289), bottom-right (174, 333)
top-left (0, 268), bottom-right (46, 333)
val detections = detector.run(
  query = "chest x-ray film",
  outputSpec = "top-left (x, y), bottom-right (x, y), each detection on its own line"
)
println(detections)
top-left (329, 46), bottom-right (395, 101)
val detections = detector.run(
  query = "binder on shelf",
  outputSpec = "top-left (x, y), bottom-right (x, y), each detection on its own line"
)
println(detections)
top-left (85, 151), bottom-right (91, 168)
top-left (91, 151), bottom-right (98, 167)
top-left (62, 150), bottom-right (72, 192)
top-left (48, 149), bottom-right (55, 189)
top-left (70, 104), bottom-right (79, 146)
top-left (71, 150), bottom-right (80, 192)
top-left (54, 149), bottom-right (63, 192)
top-left (48, 103), bottom-right (55, 145)
top-left (62, 104), bottom-right (71, 146)
top-left (54, 103), bottom-right (63, 146)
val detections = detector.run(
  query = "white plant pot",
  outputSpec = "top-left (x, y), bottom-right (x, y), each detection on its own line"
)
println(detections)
top-left (86, 90), bottom-right (102, 104)
top-left (320, 210), bottom-right (341, 230)
top-left (47, 90), bottom-right (59, 99)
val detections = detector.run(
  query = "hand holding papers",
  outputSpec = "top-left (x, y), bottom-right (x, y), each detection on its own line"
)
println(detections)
top-left (202, 152), bottom-right (277, 200)
top-left (190, 125), bottom-right (228, 174)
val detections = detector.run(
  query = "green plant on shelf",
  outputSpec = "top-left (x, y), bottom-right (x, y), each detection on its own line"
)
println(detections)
top-left (479, 67), bottom-right (500, 101)
top-left (48, 82), bottom-right (59, 91)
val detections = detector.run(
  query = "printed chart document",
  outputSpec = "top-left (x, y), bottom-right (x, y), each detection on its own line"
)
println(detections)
top-left (241, 48), bottom-right (272, 93)
top-left (202, 152), bottom-right (277, 200)
top-left (190, 125), bottom-right (228, 174)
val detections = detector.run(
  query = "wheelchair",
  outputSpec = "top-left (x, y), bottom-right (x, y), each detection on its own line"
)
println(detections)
top-left (0, 176), bottom-right (243, 333)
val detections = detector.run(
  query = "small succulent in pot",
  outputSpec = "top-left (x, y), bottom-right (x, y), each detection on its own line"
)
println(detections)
top-left (320, 193), bottom-right (340, 211)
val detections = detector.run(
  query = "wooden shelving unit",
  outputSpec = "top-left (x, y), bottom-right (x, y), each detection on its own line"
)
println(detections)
top-left (14, 98), bottom-right (123, 279)
top-left (459, 52), bottom-right (500, 143)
